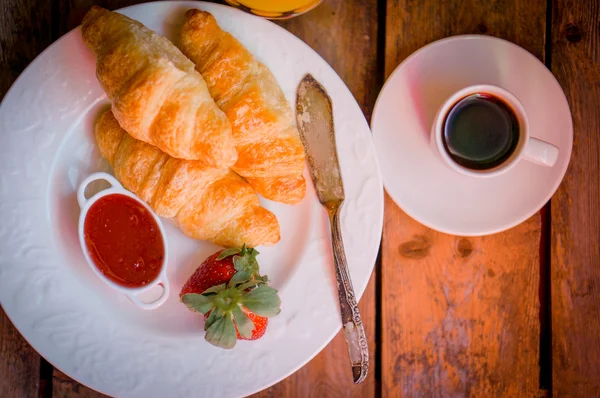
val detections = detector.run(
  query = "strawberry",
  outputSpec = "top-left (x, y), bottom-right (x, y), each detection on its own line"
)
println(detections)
top-left (180, 245), bottom-right (280, 349)
top-left (231, 307), bottom-right (268, 340)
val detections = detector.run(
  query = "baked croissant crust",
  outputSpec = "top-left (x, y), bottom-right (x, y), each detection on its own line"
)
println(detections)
top-left (95, 110), bottom-right (280, 248)
top-left (82, 6), bottom-right (237, 166)
top-left (179, 9), bottom-right (306, 204)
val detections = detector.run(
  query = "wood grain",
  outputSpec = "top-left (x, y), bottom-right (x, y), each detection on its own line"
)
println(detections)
top-left (53, 0), bottom-right (149, 35)
top-left (52, 370), bottom-right (108, 398)
top-left (0, 0), bottom-right (53, 97)
top-left (276, 0), bottom-right (380, 121)
top-left (551, 0), bottom-right (600, 395)
top-left (0, 0), bottom-right (54, 396)
top-left (0, 308), bottom-right (41, 398)
top-left (382, 210), bottom-right (541, 396)
top-left (252, 0), bottom-right (380, 396)
top-left (382, 0), bottom-right (546, 396)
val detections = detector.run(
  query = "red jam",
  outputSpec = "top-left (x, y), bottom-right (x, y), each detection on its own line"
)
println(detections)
top-left (84, 194), bottom-right (164, 288)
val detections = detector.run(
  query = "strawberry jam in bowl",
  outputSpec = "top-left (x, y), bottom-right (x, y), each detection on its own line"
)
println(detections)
top-left (77, 172), bottom-right (170, 310)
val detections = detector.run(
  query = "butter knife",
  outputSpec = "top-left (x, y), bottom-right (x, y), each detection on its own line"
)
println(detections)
top-left (296, 74), bottom-right (369, 384)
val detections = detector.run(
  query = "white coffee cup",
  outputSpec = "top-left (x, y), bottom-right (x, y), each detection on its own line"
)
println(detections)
top-left (77, 172), bottom-right (170, 310)
top-left (431, 84), bottom-right (559, 178)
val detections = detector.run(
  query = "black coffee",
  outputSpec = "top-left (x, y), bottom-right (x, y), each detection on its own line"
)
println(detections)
top-left (443, 93), bottom-right (520, 170)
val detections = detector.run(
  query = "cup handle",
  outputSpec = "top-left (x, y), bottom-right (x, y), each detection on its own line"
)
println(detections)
top-left (127, 277), bottom-right (170, 310)
top-left (77, 172), bottom-right (123, 208)
top-left (523, 137), bottom-right (559, 167)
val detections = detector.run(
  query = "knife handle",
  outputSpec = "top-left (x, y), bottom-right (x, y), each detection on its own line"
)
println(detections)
top-left (327, 204), bottom-right (369, 384)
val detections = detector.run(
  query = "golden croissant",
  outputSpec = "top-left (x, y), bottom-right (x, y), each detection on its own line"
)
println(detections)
top-left (95, 110), bottom-right (280, 248)
top-left (82, 6), bottom-right (237, 166)
top-left (179, 10), bottom-right (306, 204)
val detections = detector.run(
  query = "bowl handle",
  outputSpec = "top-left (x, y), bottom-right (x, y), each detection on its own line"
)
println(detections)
top-left (77, 172), bottom-right (123, 208)
top-left (127, 277), bottom-right (171, 310)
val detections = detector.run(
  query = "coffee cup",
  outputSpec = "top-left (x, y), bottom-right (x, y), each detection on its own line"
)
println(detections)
top-left (431, 84), bottom-right (559, 178)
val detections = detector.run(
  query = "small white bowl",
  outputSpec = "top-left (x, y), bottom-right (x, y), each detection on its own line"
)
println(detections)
top-left (77, 172), bottom-right (170, 310)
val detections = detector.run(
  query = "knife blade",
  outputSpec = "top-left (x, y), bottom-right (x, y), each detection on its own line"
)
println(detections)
top-left (296, 74), bottom-right (369, 384)
top-left (296, 74), bottom-right (345, 205)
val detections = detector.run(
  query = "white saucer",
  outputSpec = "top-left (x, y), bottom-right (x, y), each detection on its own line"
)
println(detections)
top-left (371, 35), bottom-right (573, 236)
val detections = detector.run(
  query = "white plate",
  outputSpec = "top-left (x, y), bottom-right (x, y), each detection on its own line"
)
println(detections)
top-left (371, 35), bottom-right (572, 236)
top-left (0, 2), bottom-right (383, 397)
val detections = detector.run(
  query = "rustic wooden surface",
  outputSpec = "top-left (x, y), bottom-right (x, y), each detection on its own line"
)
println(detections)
top-left (0, 308), bottom-right (41, 397)
top-left (1, 0), bottom-right (599, 397)
top-left (550, 0), bottom-right (600, 396)
top-left (382, 1), bottom-right (546, 396)
top-left (382, 210), bottom-right (542, 396)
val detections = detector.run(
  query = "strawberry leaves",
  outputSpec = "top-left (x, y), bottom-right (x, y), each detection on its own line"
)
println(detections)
top-left (181, 284), bottom-right (281, 320)
top-left (181, 293), bottom-right (213, 314)
top-left (217, 244), bottom-right (265, 287)
top-left (216, 247), bottom-right (242, 260)
top-left (181, 282), bottom-right (281, 349)
top-left (241, 285), bottom-right (281, 317)
top-left (231, 306), bottom-right (254, 339)
top-left (181, 244), bottom-right (281, 349)
top-left (228, 269), bottom-right (253, 287)
top-left (205, 311), bottom-right (237, 349)
top-left (202, 284), bottom-right (227, 295)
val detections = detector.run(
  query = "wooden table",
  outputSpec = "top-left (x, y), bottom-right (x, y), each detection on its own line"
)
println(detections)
top-left (1, 0), bottom-right (598, 396)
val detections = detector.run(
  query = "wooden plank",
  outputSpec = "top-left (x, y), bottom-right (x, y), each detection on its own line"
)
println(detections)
top-left (52, 370), bottom-right (108, 398)
top-left (382, 211), bottom-right (541, 396)
top-left (275, 0), bottom-right (381, 121)
top-left (53, 0), bottom-right (145, 36)
top-left (0, 0), bottom-right (52, 97)
top-left (551, 0), bottom-right (600, 395)
top-left (0, 309), bottom-right (41, 398)
top-left (252, 0), bottom-right (380, 396)
top-left (0, 0), bottom-right (54, 396)
top-left (382, 1), bottom-right (547, 396)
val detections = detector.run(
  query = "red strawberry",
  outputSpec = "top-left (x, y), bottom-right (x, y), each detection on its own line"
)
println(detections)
top-left (180, 245), bottom-right (280, 349)
top-left (180, 251), bottom-right (237, 297)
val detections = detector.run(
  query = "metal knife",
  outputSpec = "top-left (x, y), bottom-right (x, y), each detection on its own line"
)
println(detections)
top-left (295, 74), bottom-right (369, 384)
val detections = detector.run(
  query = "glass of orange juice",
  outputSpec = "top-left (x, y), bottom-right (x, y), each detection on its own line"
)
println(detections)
top-left (224, 0), bottom-right (323, 19)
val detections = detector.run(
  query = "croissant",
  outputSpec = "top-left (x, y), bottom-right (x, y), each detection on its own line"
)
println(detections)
top-left (95, 110), bottom-right (280, 248)
top-left (82, 6), bottom-right (237, 166)
top-left (179, 10), bottom-right (306, 204)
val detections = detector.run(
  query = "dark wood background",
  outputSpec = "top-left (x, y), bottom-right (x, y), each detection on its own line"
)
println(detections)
top-left (1, 0), bottom-right (598, 397)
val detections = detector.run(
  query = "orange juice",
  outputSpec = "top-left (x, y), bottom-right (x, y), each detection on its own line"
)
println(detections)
top-left (226, 0), bottom-right (322, 18)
